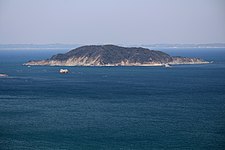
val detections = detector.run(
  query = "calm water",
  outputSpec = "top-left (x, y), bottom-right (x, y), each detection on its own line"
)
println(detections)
top-left (0, 48), bottom-right (225, 149)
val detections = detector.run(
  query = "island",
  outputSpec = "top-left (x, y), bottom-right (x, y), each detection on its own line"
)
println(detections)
top-left (24, 45), bottom-right (209, 66)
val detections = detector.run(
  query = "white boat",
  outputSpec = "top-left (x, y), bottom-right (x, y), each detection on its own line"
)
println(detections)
top-left (164, 64), bottom-right (171, 68)
top-left (59, 69), bottom-right (69, 74)
top-left (0, 73), bottom-right (8, 77)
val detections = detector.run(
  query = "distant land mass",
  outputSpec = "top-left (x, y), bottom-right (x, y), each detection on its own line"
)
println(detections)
top-left (25, 45), bottom-right (209, 66)
top-left (141, 43), bottom-right (225, 48)
top-left (0, 43), bottom-right (225, 50)
top-left (0, 44), bottom-right (80, 50)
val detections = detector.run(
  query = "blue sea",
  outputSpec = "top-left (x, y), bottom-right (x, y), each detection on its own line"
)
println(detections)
top-left (0, 48), bottom-right (225, 149)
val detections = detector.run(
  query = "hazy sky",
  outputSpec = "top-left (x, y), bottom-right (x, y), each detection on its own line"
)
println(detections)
top-left (0, 0), bottom-right (225, 44)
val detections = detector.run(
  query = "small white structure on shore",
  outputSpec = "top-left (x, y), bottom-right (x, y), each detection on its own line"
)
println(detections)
top-left (59, 69), bottom-right (69, 74)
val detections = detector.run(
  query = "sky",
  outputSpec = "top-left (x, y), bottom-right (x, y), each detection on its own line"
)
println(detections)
top-left (0, 0), bottom-right (225, 45)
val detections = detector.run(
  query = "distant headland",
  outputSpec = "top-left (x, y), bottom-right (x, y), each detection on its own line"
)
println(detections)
top-left (1, 43), bottom-right (225, 50)
top-left (24, 45), bottom-right (209, 66)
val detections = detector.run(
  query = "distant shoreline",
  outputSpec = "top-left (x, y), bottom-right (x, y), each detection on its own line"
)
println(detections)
top-left (24, 62), bottom-right (210, 67)
top-left (1, 43), bottom-right (225, 50)
top-left (1, 47), bottom-right (225, 51)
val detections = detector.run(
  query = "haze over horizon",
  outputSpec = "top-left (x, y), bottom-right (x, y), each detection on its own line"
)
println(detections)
top-left (0, 0), bottom-right (225, 45)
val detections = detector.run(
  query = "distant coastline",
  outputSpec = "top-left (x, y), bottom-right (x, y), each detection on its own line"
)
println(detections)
top-left (1, 43), bottom-right (225, 50)
top-left (141, 43), bottom-right (225, 49)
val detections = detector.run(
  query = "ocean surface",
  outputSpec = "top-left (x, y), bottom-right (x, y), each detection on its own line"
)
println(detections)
top-left (0, 48), bottom-right (225, 149)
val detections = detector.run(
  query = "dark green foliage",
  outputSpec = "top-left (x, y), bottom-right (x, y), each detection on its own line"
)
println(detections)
top-left (50, 45), bottom-right (173, 64)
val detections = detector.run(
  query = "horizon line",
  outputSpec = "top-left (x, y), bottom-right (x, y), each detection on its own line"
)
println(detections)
top-left (1, 43), bottom-right (225, 45)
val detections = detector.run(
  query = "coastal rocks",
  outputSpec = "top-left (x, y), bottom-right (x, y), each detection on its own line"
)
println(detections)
top-left (24, 45), bottom-right (209, 66)
top-left (170, 56), bottom-right (209, 64)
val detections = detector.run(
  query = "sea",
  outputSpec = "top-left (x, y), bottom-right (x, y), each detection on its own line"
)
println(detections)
top-left (0, 48), bottom-right (225, 149)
